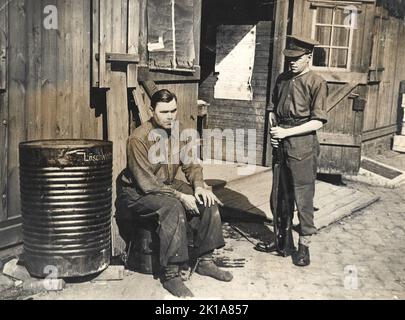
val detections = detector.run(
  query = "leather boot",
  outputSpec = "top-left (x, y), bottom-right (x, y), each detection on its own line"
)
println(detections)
top-left (196, 255), bottom-right (233, 282)
top-left (294, 243), bottom-right (310, 267)
top-left (161, 264), bottom-right (194, 297)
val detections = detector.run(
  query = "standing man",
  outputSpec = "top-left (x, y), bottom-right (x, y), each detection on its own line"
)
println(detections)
top-left (257, 35), bottom-right (328, 267)
top-left (116, 89), bottom-right (232, 297)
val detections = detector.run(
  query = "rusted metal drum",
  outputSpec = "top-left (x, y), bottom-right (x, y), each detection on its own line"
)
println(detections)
top-left (19, 140), bottom-right (113, 278)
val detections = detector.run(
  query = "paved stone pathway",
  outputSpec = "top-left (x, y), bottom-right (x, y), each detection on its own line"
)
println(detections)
top-left (1, 157), bottom-right (405, 300)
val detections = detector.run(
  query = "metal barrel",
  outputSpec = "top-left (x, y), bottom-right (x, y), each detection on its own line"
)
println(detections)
top-left (19, 139), bottom-right (113, 278)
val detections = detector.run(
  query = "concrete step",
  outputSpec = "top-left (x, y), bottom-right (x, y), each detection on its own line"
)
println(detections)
top-left (205, 164), bottom-right (380, 231)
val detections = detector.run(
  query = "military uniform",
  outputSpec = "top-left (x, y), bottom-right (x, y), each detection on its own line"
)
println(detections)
top-left (268, 70), bottom-right (328, 238)
top-left (265, 36), bottom-right (328, 264)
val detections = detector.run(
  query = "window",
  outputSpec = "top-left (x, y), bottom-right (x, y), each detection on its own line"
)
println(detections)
top-left (147, 0), bottom-right (196, 71)
top-left (311, 5), bottom-right (357, 70)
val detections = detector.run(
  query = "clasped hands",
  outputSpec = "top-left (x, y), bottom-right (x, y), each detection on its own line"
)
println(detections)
top-left (179, 187), bottom-right (224, 215)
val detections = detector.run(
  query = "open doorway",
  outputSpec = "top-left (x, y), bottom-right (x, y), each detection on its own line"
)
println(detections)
top-left (198, 0), bottom-right (275, 166)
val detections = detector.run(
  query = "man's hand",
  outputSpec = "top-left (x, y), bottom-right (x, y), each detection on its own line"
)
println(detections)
top-left (194, 187), bottom-right (224, 208)
top-left (270, 126), bottom-right (290, 140)
top-left (179, 193), bottom-right (200, 215)
top-left (270, 137), bottom-right (279, 148)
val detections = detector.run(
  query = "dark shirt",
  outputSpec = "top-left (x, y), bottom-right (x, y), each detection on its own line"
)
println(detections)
top-left (267, 70), bottom-right (328, 124)
top-left (122, 119), bottom-right (205, 200)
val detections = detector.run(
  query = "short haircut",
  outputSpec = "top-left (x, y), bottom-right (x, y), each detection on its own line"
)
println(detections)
top-left (151, 89), bottom-right (177, 110)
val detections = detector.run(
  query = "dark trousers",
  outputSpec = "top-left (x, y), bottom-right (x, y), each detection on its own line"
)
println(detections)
top-left (116, 180), bottom-right (225, 267)
top-left (272, 132), bottom-right (319, 236)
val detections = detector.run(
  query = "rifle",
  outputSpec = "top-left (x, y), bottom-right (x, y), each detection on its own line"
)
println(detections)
top-left (270, 117), bottom-right (295, 257)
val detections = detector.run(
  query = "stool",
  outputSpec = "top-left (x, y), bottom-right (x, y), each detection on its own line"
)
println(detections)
top-left (126, 220), bottom-right (160, 275)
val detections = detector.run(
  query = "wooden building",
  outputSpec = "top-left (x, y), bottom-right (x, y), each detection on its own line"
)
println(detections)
top-left (199, 0), bottom-right (405, 174)
top-left (0, 0), bottom-right (202, 254)
top-left (1, 0), bottom-right (405, 255)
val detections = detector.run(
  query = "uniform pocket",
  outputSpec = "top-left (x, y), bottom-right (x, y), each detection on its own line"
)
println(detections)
top-left (285, 134), bottom-right (316, 161)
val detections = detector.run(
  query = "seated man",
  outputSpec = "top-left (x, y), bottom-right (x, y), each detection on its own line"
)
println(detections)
top-left (116, 89), bottom-right (232, 297)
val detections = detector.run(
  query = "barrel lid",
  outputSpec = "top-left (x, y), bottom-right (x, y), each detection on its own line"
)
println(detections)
top-left (19, 139), bottom-right (112, 148)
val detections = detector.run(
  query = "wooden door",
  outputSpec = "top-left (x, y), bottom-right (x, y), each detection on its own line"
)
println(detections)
top-left (286, 0), bottom-right (375, 175)
top-left (317, 84), bottom-right (365, 175)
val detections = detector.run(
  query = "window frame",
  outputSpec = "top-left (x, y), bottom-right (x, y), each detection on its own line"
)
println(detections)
top-left (310, 5), bottom-right (357, 71)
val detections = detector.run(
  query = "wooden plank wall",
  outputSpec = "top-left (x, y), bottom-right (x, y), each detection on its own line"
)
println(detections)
top-left (290, 0), bottom-right (373, 174)
top-left (362, 4), bottom-right (405, 155)
top-left (97, 0), bottom-right (130, 256)
top-left (0, 0), bottom-right (9, 225)
top-left (391, 21), bottom-right (405, 127)
top-left (363, 6), bottom-right (403, 132)
top-left (265, 0), bottom-right (289, 166)
top-left (199, 21), bottom-right (272, 165)
top-left (0, 0), bottom-right (101, 248)
top-left (318, 85), bottom-right (363, 174)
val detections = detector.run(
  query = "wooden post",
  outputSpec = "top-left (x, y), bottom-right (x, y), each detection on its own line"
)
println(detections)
top-left (393, 81), bottom-right (405, 152)
top-left (99, 0), bottom-right (130, 257)
top-left (92, 0), bottom-right (100, 87)
top-left (265, 0), bottom-right (289, 166)
top-left (127, 0), bottom-right (140, 88)
top-left (107, 71), bottom-right (128, 257)
top-left (0, 0), bottom-right (8, 224)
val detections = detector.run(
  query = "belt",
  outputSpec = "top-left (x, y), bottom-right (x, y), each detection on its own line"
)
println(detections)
top-left (278, 118), bottom-right (309, 126)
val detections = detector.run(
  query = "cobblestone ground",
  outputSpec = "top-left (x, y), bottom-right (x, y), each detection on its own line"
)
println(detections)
top-left (1, 155), bottom-right (405, 300)
top-left (180, 181), bottom-right (401, 300)
top-left (222, 181), bottom-right (405, 300)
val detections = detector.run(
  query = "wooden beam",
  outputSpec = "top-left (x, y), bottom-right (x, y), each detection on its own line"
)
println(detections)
top-left (0, 0), bottom-right (6, 90)
top-left (265, 0), bottom-right (289, 167)
top-left (103, 0), bottom-right (129, 256)
top-left (193, 0), bottom-right (202, 66)
top-left (308, 0), bottom-right (374, 5)
top-left (92, 0), bottom-right (100, 87)
top-left (98, 0), bottom-right (108, 88)
top-left (318, 71), bottom-right (368, 84)
top-left (362, 124), bottom-right (397, 141)
top-left (326, 81), bottom-right (359, 112)
top-left (318, 132), bottom-right (362, 146)
top-left (138, 0), bottom-right (148, 64)
top-left (107, 72), bottom-right (128, 257)
top-left (96, 52), bottom-right (140, 63)
top-left (127, 0), bottom-right (140, 88)
top-left (137, 65), bottom-right (201, 82)
top-left (0, 223), bottom-right (22, 249)
top-left (131, 85), bottom-right (150, 123)
top-left (0, 0), bottom-right (8, 223)
top-left (141, 80), bottom-right (158, 98)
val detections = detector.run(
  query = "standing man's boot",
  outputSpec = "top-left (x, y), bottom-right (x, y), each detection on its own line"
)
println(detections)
top-left (294, 243), bottom-right (310, 267)
top-left (161, 264), bottom-right (194, 297)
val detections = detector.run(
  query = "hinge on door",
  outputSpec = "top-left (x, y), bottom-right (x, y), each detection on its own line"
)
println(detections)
top-left (352, 96), bottom-right (367, 112)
